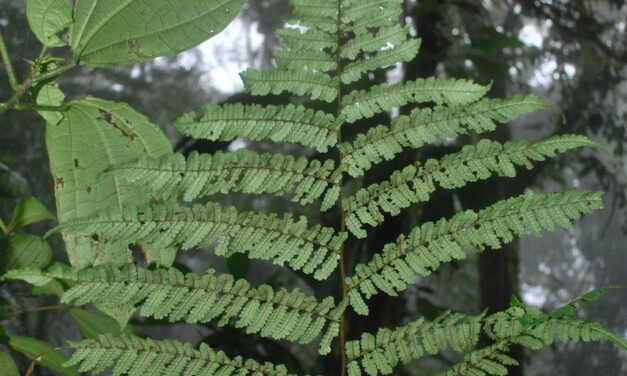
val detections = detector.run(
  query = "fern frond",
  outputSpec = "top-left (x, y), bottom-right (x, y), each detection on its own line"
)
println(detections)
top-left (6, 265), bottom-right (344, 350)
top-left (346, 312), bottom-right (484, 376)
top-left (173, 104), bottom-right (339, 152)
top-left (277, 28), bottom-right (337, 52)
top-left (67, 334), bottom-right (294, 375)
top-left (341, 77), bottom-right (490, 123)
top-left (242, 68), bottom-right (339, 103)
top-left (51, 203), bottom-right (347, 280)
top-left (341, 39), bottom-right (421, 84)
top-left (343, 135), bottom-right (598, 237)
top-left (341, 25), bottom-right (411, 60)
top-left (111, 150), bottom-right (341, 209)
top-left (342, 0), bottom-right (404, 32)
top-left (340, 95), bottom-right (550, 176)
top-left (345, 190), bottom-right (603, 315)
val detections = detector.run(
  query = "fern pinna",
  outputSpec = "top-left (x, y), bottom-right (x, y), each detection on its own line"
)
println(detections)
top-left (5, 0), bottom-right (625, 375)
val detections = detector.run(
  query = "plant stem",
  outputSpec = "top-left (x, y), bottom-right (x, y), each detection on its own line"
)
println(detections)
top-left (3, 304), bottom-right (70, 319)
top-left (336, 1), bottom-right (348, 375)
top-left (0, 31), bottom-right (19, 91)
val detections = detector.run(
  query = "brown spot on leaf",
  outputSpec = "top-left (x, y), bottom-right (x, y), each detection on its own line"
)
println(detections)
top-left (97, 109), bottom-right (137, 140)
top-left (54, 176), bottom-right (64, 188)
top-left (74, 159), bottom-right (79, 168)
top-left (86, 185), bottom-right (92, 193)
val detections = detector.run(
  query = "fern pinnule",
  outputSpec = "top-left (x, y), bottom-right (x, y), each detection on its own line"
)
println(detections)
top-left (277, 28), bottom-right (336, 52)
top-left (111, 150), bottom-right (341, 210)
top-left (345, 190), bottom-right (603, 315)
top-left (67, 334), bottom-right (295, 376)
top-left (341, 25), bottom-right (411, 60)
top-left (50, 203), bottom-right (347, 279)
top-left (340, 38), bottom-right (422, 84)
top-left (6, 265), bottom-right (345, 352)
top-left (343, 134), bottom-right (599, 237)
top-left (340, 95), bottom-right (550, 176)
top-left (241, 68), bottom-right (339, 103)
top-left (173, 104), bottom-right (340, 152)
top-left (340, 77), bottom-right (490, 124)
top-left (346, 312), bottom-right (484, 376)
top-left (342, 0), bottom-right (404, 32)
top-left (443, 306), bottom-right (627, 376)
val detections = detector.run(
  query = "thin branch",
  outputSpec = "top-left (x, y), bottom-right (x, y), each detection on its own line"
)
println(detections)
top-left (0, 31), bottom-right (19, 91)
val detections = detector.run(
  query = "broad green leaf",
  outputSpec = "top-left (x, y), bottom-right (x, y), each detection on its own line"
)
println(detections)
top-left (69, 308), bottom-right (124, 339)
top-left (0, 235), bottom-right (52, 273)
top-left (7, 197), bottom-right (55, 233)
top-left (32, 279), bottom-right (65, 297)
top-left (34, 84), bottom-right (66, 125)
top-left (0, 351), bottom-right (20, 376)
top-left (9, 336), bottom-right (78, 376)
top-left (27, 0), bottom-right (72, 47)
top-left (45, 98), bottom-right (172, 267)
top-left (70, 0), bottom-right (246, 66)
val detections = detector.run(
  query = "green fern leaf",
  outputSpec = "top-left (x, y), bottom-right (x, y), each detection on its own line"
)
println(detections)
top-left (340, 95), bottom-right (550, 176)
top-left (344, 135), bottom-right (598, 237)
top-left (341, 25), bottom-right (411, 60)
top-left (341, 77), bottom-right (490, 123)
top-left (67, 334), bottom-right (294, 375)
top-left (242, 68), bottom-right (339, 103)
top-left (288, 0), bottom-right (339, 33)
top-left (290, 0), bottom-right (338, 22)
top-left (345, 190), bottom-right (603, 315)
top-left (347, 312), bottom-right (484, 376)
top-left (275, 49), bottom-right (337, 73)
top-left (6, 265), bottom-right (345, 349)
top-left (111, 150), bottom-right (341, 209)
top-left (173, 104), bottom-right (339, 152)
top-left (444, 306), bottom-right (627, 376)
top-left (277, 28), bottom-right (337, 52)
top-left (51, 203), bottom-right (346, 279)
top-left (342, 0), bottom-right (404, 32)
top-left (341, 39), bottom-right (421, 84)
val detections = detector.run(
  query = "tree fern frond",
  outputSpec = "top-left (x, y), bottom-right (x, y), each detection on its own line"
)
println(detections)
top-left (173, 104), bottom-right (339, 152)
top-left (341, 25), bottom-right (411, 60)
top-left (340, 95), bottom-right (550, 176)
top-left (242, 68), bottom-right (339, 103)
top-left (111, 150), bottom-right (341, 209)
top-left (343, 135), bottom-right (598, 237)
top-left (346, 312), bottom-right (484, 376)
top-left (341, 77), bottom-right (490, 123)
top-left (345, 190), bottom-right (603, 315)
top-left (277, 28), bottom-right (337, 52)
top-left (67, 334), bottom-right (294, 375)
top-left (51, 203), bottom-right (347, 279)
top-left (341, 39), bottom-right (421, 84)
top-left (342, 0), bottom-right (404, 32)
top-left (275, 49), bottom-right (337, 73)
top-left (6, 265), bottom-right (345, 349)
